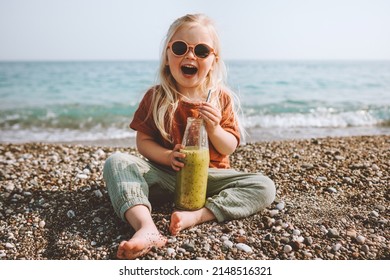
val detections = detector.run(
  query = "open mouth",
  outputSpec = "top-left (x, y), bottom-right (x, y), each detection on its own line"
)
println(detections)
top-left (181, 65), bottom-right (198, 75)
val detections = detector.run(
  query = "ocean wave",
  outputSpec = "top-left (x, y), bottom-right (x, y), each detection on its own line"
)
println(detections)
top-left (0, 126), bottom-right (136, 143)
top-left (242, 107), bottom-right (388, 129)
top-left (1, 103), bottom-right (389, 143)
top-left (0, 103), bottom-right (136, 130)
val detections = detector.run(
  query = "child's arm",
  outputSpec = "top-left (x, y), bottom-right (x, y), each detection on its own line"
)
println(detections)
top-left (205, 125), bottom-right (238, 155)
top-left (136, 131), bottom-right (186, 171)
top-left (199, 102), bottom-right (238, 155)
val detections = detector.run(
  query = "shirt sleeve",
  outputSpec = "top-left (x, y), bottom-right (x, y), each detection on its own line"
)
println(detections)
top-left (129, 88), bottom-right (158, 138)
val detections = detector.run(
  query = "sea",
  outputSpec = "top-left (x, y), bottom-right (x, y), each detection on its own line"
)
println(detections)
top-left (1, 60), bottom-right (389, 146)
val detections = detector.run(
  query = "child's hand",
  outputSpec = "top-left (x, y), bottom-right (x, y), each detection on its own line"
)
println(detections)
top-left (199, 102), bottom-right (222, 131)
top-left (170, 144), bottom-right (186, 171)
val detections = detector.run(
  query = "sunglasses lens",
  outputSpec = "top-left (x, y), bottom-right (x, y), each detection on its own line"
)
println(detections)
top-left (171, 41), bottom-right (188, 56)
top-left (194, 44), bottom-right (211, 58)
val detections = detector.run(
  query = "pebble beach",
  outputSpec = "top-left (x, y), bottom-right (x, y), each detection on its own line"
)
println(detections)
top-left (0, 135), bottom-right (389, 260)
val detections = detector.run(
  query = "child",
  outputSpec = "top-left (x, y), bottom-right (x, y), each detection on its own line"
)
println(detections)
top-left (103, 14), bottom-right (275, 259)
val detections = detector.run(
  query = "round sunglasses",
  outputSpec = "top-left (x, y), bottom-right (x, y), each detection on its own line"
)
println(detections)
top-left (167, 40), bottom-right (216, 59)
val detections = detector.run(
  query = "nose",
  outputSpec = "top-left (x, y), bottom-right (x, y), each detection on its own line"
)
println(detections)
top-left (185, 47), bottom-right (196, 58)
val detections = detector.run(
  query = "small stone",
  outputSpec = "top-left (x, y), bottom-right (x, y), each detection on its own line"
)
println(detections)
top-left (355, 235), bottom-right (366, 244)
top-left (93, 190), bottom-right (103, 198)
top-left (371, 164), bottom-right (379, 171)
top-left (235, 236), bottom-right (247, 243)
top-left (264, 233), bottom-right (273, 241)
top-left (76, 173), bottom-right (88, 179)
top-left (289, 241), bottom-right (303, 250)
top-left (304, 237), bottom-right (313, 246)
top-left (302, 163), bottom-right (314, 170)
top-left (5, 183), bottom-right (15, 192)
top-left (326, 187), bottom-right (338, 193)
top-left (346, 230), bottom-right (357, 238)
top-left (370, 211), bottom-right (379, 218)
top-left (292, 229), bottom-right (301, 236)
top-left (296, 236), bottom-right (305, 243)
top-left (167, 237), bottom-right (176, 244)
top-left (67, 210), bottom-right (76, 218)
top-left (284, 245), bottom-right (292, 253)
top-left (361, 245), bottom-right (370, 253)
top-left (343, 177), bottom-right (352, 184)
top-left (317, 176), bottom-right (327, 182)
top-left (177, 248), bottom-right (186, 254)
top-left (273, 226), bottom-right (282, 232)
top-left (167, 248), bottom-right (175, 256)
top-left (39, 220), bottom-right (46, 228)
top-left (236, 243), bottom-right (252, 253)
top-left (223, 240), bottom-right (234, 249)
top-left (275, 202), bottom-right (285, 210)
top-left (203, 243), bottom-right (210, 251)
top-left (375, 205), bottom-right (385, 212)
top-left (332, 243), bottom-right (342, 252)
top-left (93, 217), bottom-right (102, 223)
top-left (220, 235), bottom-right (229, 242)
top-left (5, 243), bottom-right (14, 249)
top-left (93, 149), bottom-right (106, 159)
top-left (182, 242), bottom-right (195, 252)
top-left (334, 155), bottom-right (345, 161)
top-left (82, 168), bottom-right (91, 175)
top-left (269, 209), bottom-right (279, 217)
top-left (327, 228), bottom-right (339, 238)
top-left (280, 237), bottom-right (290, 244)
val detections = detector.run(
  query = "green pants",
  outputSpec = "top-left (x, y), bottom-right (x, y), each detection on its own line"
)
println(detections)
top-left (103, 152), bottom-right (276, 222)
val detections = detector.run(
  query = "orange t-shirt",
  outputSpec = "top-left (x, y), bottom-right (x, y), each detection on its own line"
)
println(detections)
top-left (130, 87), bottom-right (240, 168)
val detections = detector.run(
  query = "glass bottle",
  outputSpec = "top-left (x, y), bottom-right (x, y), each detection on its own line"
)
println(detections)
top-left (175, 117), bottom-right (209, 210)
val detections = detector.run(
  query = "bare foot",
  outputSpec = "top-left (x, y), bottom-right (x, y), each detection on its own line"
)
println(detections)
top-left (117, 227), bottom-right (167, 259)
top-left (169, 208), bottom-right (216, 235)
top-left (169, 211), bottom-right (196, 235)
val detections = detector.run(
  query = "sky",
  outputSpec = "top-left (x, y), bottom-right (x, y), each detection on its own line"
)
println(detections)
top-left (0, 0), bottom-right (389, 61)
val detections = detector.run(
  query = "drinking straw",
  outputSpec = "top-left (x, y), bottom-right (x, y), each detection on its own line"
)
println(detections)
top-left (205, 89), bottom-right (212, 102)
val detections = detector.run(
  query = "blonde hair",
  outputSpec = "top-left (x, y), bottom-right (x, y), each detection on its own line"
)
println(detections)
top-left (151, 14), bottom-right (243, 142)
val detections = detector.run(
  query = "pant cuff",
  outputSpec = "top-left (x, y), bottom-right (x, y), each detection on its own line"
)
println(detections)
top-left (205, 199), bottom-right (225, 222)
top-left (118, 197), bottom-right (152, 222)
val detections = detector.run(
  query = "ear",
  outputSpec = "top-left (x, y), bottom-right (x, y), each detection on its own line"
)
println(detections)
top-left (210, 56), bottom-right (218, 70)
top-left (165, 51), bottom-right (170, 66)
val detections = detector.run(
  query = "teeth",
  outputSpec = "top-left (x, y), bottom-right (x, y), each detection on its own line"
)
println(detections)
top-left (181, 64), bottom-right (198, 75)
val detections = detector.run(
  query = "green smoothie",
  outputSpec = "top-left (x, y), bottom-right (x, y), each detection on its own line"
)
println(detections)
top-left (175, 146), bottom-right (210, 210)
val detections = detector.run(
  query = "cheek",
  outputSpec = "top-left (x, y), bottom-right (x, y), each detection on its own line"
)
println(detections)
top-left (201, 60), bottom-right (215, 75)
top-left (166, 54), bottom-right (182, 71)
